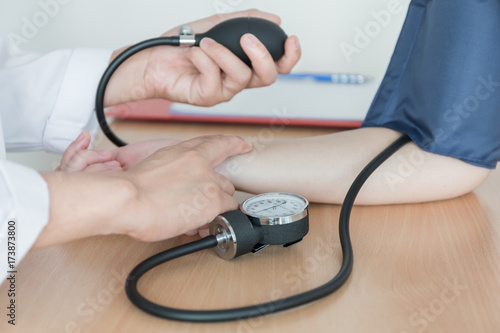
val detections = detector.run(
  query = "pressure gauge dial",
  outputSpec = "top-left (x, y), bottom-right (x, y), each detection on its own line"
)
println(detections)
top-left (240, 192), bottom-right (309, 225)
top-left (210, 192), bottom-right (310, 260)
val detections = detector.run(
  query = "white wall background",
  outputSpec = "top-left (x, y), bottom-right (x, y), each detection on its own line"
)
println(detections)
top-left (0, 0), bottom-right (410, 170)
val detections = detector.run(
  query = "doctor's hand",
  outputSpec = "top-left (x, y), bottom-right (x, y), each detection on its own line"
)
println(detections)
top-left (104, 9), bottom-right (301, 107)
top-left (111, 137), bottom-right (181, 170)
top-left (120, 135), bottom-right (252, 241)
top-left (38, 135), bottom-right (252, 248)
top-left (58, 133), bottom-right (231, 238)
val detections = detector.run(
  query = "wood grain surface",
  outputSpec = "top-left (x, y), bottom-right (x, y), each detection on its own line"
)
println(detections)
top-left (2, 121), bottom-right (499, 333)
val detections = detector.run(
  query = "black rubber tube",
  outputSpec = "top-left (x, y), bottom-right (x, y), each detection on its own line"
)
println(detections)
top-left (95, 37), bottom-right (180, 147)
top-left (124, 135), bottom-right (412, 322)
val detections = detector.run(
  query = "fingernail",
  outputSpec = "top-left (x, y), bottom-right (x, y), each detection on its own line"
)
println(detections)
top-left (98, 150), bottom-right (110, 157)
top-left (244, 138), bottom-right (253, 148)
top-left (243, 34), bottom-right (258, 47)
top-left (292, 36), bottom-right (300, 51)
top-left (76, 132), bottom-right (85, 143)
top-left (200, 37), bottom-right (213, 48)
top-left (199, 229), bottom-right (210, 238)
top-left (105, 161), bottom-right (118, 166)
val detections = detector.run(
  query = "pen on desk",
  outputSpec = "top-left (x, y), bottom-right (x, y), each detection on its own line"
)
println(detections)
top-left (278, 73), bottom-right (367, 84)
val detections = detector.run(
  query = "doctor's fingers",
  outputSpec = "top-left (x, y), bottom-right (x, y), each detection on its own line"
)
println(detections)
top-left (198, 227), bottom-right (210, 238)
top-left (275, 35), bottom-right (301, 75)
top-left (182, 192), bottom-right (238, 237)
top-left (214, 191), bottom-right (240, 219)
top-left (184, 223), bottom-right (210, 237)
top-left (184, 175), bottom-right (234, 238)
top-left (240, 33), bottom-right (279, 88)
top-left (163, 9), bottom-right (280, 40)
top-left (212, 172), bottom-right (235, 196)
top-left (177, 135), bottom-right (252, 168)
top-left (195, 174), bottom-right (237, 223)
top-left (197, 37), bottom-right (254, 102)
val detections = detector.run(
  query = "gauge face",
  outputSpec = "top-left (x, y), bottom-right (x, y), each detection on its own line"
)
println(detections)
top-left (241, 193), bottom-right (309, 221)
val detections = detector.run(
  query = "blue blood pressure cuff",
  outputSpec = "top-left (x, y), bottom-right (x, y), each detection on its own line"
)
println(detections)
top-left (362, 0), bottom-right (500, 168)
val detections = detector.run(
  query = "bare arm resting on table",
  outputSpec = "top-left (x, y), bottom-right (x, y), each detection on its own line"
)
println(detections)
top-left (57, 128), bottom-right (490, 240)
top-left (216, 127), bottom-right (491, 205)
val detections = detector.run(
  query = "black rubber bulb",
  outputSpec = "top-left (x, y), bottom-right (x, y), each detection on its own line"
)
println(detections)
top-left (194, 17), bottom-right (287, 67)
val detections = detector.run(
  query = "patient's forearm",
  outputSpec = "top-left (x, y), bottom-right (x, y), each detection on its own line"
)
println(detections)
top-left (217, 127), bottom-right (491, 205)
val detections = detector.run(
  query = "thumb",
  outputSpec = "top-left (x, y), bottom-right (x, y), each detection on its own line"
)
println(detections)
top-left (184, 135), bottom-right (253, 168)
top-left (60, 132), bottom-right (91, 168)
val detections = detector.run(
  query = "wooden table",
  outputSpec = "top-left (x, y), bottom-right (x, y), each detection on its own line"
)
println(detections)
top-left (2, 121), bottom-right (500, 333)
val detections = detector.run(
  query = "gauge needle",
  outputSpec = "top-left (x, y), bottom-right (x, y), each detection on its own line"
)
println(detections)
top-left (253, 201), bottom-right (287, 214)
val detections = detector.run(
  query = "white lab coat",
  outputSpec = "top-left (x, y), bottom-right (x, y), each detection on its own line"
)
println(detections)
top-left (0, 38), bottom-right (111, 278)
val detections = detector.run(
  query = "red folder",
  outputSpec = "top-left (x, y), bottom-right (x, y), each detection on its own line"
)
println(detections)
top-left (106, 99), bottom-right (362, 128)
top-left (105, 79), bottom-right (381, 129)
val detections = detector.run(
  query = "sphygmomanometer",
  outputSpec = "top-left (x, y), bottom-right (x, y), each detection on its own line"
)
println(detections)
top-left (95, 17), bottom-right (411, 322)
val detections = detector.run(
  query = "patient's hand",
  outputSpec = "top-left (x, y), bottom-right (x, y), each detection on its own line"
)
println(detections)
top-left (57, 132), bottom-right (180, 172)
top-left (56, 132), bottom-right (122, 172)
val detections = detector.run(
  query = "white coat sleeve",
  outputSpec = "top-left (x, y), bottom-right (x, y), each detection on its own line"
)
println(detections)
top-left (0, 38), bottom-right (112, 280)
top-left (0, 39), bottom-right (112, 152)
